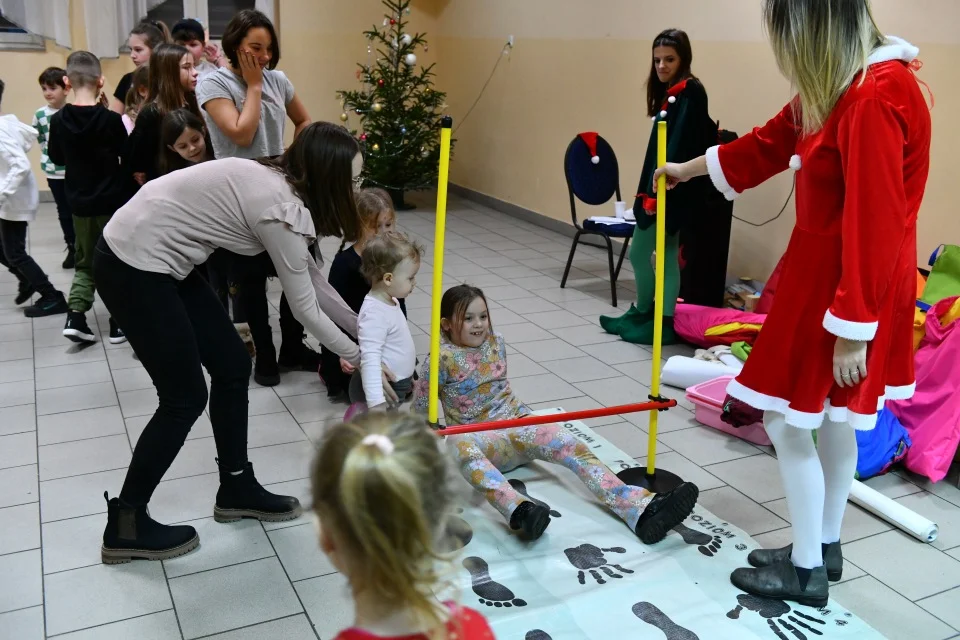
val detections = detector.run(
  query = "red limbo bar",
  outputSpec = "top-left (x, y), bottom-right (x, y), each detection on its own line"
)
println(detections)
top-left (438, 399), bottom-right (677, 436)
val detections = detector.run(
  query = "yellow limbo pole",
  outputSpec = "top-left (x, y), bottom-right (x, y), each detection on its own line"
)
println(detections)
top-left (646, 121), bottom-right (668, 475)
top-left (429, 116), bottom-right (454, 425)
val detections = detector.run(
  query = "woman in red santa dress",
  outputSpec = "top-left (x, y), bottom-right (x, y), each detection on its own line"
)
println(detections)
top-left (654, 0), bottom-right (931, 606)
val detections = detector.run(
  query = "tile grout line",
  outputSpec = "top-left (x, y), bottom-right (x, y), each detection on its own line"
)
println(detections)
top-left (191, 613), bottom-right (310, 640)
top-left (31, 317), bottom-right (51, 640)
top-left (44, 608), bottom-right (175, 639)
top-left (160, 559), bottom-right (187, 639)
top-left (260, 523), bottom-right (323, 640)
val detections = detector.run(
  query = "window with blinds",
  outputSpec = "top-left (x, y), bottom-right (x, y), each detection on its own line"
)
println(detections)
top-left (209, 0), bottom-right (256, 39)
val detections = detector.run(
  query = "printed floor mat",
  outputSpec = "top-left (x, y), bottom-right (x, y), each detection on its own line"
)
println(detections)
top-left (443, 408), bottom-right (881, 639)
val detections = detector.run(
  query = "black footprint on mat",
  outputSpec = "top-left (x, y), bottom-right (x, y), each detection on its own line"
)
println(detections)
top-left (509, 479), bottom-right (561, 517)
top-left (564, 544), bottom-right (633, 585)
top-left (463, 556), bottom-right (527, 608)
top-left (525, 631), bottom-right (552, 640)
top-left (438, 507), bottom-right (473, 553)
top-left (633, 602), bottom-right (700, 640)
top-left (672, 524), bottom-right (723, 556)
top-left (727, 594), bottom-right (826, 639)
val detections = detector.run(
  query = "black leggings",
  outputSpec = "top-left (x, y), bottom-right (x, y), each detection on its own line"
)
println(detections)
top-left (94, 238), bottom-right (252, 507)
top-left (230, 251), bottom-right (304, 359)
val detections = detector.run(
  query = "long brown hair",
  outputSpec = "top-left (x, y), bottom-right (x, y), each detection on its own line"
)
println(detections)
top-left (645, 29), bottom-right (695, 117)
top-left (440, 284), bottom-right (492, 343)
top-left (256, 122), bottom-right (362, 242)
top-left (146, 43), bottom-right (200, 117)
top-left (311, 413), bottom-right (454, 634)
top-left (158, 109), bottom-right (212, 175)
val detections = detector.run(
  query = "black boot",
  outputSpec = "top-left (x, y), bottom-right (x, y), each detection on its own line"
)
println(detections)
top-left (214, 460), bottom-right (302, 523)
top-left (731, 560), bottom-right (829, 608)
top-left (14, 281), bottom-right (35, 306)
top-left (509, 501), bottom-right (551, 540)
top-left (634, 481), bottom-right (699, 545)
top-left (748, 541), bottom-right (843, 581)
top-left (278, 341), bottom-right (322, 373)
top-left (101, 492), bottom-right (199, 564)
top-left (62, 245), bottom-right (75, 269)
top-left (253, 352), bottom-right (280, 387)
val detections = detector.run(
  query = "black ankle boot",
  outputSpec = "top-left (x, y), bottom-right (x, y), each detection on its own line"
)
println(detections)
top-left (747, 541), bottom-right (843, 581)
top-left (214, 460), bottom-right (302, 523)
top-left (634, 481), bottom-right (700, 545)
top-left (509, 501), bottom-right (551, 540)
top-left (253, 354), bottom-right (280, 387)
top-left (731, 560), bottom-right (829, 608)
top-left (278, 342), bottom-right (322, 373)
top-left (101, 492), bottom-right (199, 564)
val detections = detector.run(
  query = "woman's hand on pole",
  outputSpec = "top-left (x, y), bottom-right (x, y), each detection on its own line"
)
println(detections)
top-left (833, 337), bottom-right (868, 388)
top-left (653, 155), bottom-right (708, 192)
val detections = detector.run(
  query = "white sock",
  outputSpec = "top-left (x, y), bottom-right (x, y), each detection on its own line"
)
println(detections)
top-left (764, 411), bottom-right (824, 569)
top-left (817, 417), bottom-right (858, 544)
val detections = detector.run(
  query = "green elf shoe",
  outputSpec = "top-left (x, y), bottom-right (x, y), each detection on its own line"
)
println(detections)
top-left (620, 316), bottom-right (678, 346)
top-left (599, 303), bottom-right (639, 335)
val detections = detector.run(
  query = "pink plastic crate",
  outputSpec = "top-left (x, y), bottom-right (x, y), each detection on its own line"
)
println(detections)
top-left (685, 375), bottom-right (772, 446)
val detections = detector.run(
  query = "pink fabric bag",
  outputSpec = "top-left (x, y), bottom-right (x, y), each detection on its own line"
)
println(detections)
top-left (673, 303), bottom-right (766, 348)
top-left (888, 296), bottom-right (960, 482)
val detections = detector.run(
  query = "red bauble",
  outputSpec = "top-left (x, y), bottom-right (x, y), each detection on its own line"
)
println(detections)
top-left (377, 79), bottom-right (385, 87)
top-left (360, 134), bottom-right (367, 141)
top-left (389, 19), bottom-right (396, 25)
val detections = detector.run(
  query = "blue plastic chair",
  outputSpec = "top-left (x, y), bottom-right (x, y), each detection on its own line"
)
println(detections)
top-left (561, 133), bottom-right (632, 306)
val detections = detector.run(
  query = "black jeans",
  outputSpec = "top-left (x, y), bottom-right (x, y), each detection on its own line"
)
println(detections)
top-left (231, 251), bottom-right (304, 360)
top-left (94, 238), bottom-right (252, 507)
top-left (47, 179), bottom-right (75, 247)
top-left (0, 219), bottom-right (56, 297)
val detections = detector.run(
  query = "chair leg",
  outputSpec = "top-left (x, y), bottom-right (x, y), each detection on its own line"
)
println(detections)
top-left (561, 231), bottom-right (582, 289)
top-left (613, 236), bottom-right (631, 282)
top-left (603, 235), bottom-right (618, 307)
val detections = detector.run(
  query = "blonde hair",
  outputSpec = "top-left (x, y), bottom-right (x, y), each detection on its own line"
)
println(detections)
top-left (763, 0), bottom-right (884, 135)
top-left (341, 188), bottom-right (395, 253)
top-left (360, 231), bottom-right (423, 285)
top-left (311, 413), bottom-right (453, 633)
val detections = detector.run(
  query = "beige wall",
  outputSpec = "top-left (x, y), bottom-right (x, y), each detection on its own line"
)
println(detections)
top-left (0, 0), bottom-right (134, 180)
top-left (432, 0), bottom-right (960, 280)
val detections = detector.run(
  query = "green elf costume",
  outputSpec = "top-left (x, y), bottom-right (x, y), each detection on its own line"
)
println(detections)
top-left (601, 77), bottom-right (716, 344)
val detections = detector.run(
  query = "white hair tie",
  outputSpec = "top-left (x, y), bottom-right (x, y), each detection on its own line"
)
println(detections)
top-left (362, 434), bottom-right (395, 455)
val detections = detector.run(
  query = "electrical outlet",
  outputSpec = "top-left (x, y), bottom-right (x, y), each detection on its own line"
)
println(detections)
top-left (508, 35), bottom-right (515, 47)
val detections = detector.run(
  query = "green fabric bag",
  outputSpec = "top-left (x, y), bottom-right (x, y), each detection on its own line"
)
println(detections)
top-left (920, 245), bottom-right (960, 307)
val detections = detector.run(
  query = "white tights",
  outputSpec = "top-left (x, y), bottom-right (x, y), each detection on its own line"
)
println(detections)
top-left (764, 411), bottom-right (858, 569)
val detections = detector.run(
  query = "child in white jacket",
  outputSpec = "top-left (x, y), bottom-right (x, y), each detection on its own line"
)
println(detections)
top-left (0, 78), bottom-right (68, 317)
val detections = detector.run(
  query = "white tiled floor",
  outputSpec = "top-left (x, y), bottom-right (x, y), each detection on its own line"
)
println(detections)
top-left (1, 197), bottom-right (959, 639)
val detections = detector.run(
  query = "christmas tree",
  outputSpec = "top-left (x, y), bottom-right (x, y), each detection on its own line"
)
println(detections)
top-left (338, 0), bottom-right (451, 210)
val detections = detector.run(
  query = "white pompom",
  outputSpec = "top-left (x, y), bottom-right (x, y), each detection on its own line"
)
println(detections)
top-left (660, 110), bottom-right (667, 118)
top-left (668, 96), bottom-right (677, 103)
top-left (789, 154), bottom-right (802, 170)
top-left (404, 53), bottom-right (417, 65)
top-left (591, 155), bottom-right (600, 165)
top-left (651, 116), bottom-right (657, 121)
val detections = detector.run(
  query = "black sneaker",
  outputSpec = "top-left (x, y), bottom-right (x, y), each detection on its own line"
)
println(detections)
top-left (63, 311), bottom-right (97, 343)
top-left (101, 493), bottom-right (199, 564)
top-left (14, 282), bottom-right (35, 306)
top-left (108, 318), bottom-right (127, 345)
top-left (23, 292), bottom-right (68, 318)
top-left (634, 481), bottom-right (700, 545)
top-left (62, 246), bottom-right (75, 270)
top-left (213, 460), bottom-right (302, 523)
top-left (509, 500), bottom-right (552, 540)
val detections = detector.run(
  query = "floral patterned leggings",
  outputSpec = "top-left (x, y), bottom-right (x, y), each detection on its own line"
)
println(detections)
top-left (449, 424), bottom-right (653, 531)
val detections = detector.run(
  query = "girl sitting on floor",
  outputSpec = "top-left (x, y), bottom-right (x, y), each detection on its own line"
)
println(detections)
top-left (312, 412), bottom-right (494, 639)
top-left (414, 284), bottom-right (699, 542)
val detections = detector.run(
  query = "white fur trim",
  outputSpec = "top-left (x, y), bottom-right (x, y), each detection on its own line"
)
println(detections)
top-left (822, 310), bottom-right (878, 341)
top-left (867, 36), bottom-right (919, 66)
top-left (705, 145), bottom-right (738, 201)
top-left (789, 154), bottom-right (802, 171)
top-left (885, 383), bottom-right (916, 401)
top-left (726, 379), bottom-right (825, 430)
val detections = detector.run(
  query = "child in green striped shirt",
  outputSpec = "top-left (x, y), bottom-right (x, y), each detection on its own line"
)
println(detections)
top-left (33, 66), bottom-right (75, 268)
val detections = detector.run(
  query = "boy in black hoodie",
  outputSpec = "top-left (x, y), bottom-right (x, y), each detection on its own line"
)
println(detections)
top-left (49, 51), bottom-right (134, 345)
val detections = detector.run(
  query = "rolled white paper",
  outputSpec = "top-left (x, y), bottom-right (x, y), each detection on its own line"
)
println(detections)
top-left (849, 479), bottom-right (938, 543)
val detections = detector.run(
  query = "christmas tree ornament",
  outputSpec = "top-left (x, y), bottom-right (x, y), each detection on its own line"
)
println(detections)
top-left (372, 143), bottom-right (380, 152)
top-left (391, 38), bottom-right (398, 49)
top-left (378, 78), bottom-right (385, 87)
top-left (421, 148), bottom-right (429, 158)
top-left (390, 18), bottom-right (396, 25)
top-left (383, 18), bottom-right (388, 26)
top-left (405, 6), bottom-right (411, 14)
top-left (372, 103), bottom-right (383, 112)
top-left (355, 108), bottom-right (362, 114)
top-left (400, 126), bottom-right (407, 134)
top-left (360, 133), bottom-right (367, 141)
top-left (404, 53), bottom-right (417, 65)
top-left (340, 112), bottom-right (348, 122)
top-left (400, 34), bottom-right (412, 45)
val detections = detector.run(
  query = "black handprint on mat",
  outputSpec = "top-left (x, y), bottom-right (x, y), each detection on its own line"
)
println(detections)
top-left (633, 602), bottom-right (700, 640)
top-left (672, 523), bottom-right (723, 557)
top-left (463, 556), bottom-right (527, 607)
top-left (564, 544), bottom-right (634, 585)
top-left (727, 594), bottom-right (826, 639)
top-left (509, 479), bottom-right (561, 517)
top-left (525, 631), bottom-right (552, 640)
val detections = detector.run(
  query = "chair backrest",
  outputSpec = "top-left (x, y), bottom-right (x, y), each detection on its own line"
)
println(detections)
top-left (564, 133), bottom-right (621, 226)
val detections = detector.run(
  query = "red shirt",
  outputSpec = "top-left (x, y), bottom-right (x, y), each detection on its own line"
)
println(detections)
top-left (334, 605), bottom-right (495, 640)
